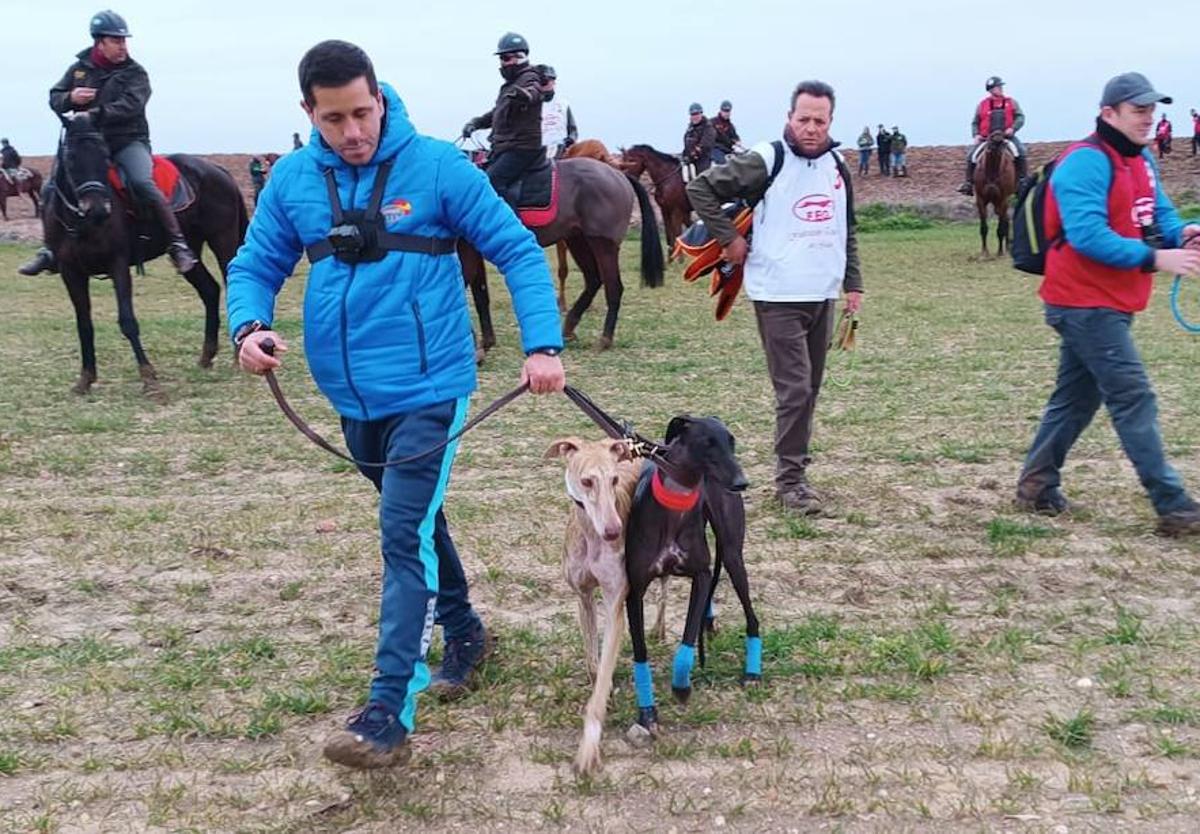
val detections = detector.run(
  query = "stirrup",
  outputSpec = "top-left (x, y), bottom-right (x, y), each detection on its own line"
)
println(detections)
top-left (168, 242), bottom-right (198, 273)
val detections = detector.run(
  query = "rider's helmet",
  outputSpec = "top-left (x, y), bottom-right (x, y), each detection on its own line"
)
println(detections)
top-left (720, 100), bottom-right (732, 111)
top-left (495, 32), bottom-right (529, 55)
top-left (985, 76), bottom-right (1004, 91)
top-left (90, 10), bottom-right (131, 38)
top-left (688, 102), bottom-right (703, 115)
top-left (0, 139), bottom-right (8, 145)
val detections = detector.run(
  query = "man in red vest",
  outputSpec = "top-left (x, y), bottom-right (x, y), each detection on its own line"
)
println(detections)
top-left (1015, 72), bottom-right (1200, 536)
top-left (958, 76), bottom-right (1028, 195)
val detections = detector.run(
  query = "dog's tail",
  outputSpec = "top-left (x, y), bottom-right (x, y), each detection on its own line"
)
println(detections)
top-left (699, 552), bottom-right (723, 669)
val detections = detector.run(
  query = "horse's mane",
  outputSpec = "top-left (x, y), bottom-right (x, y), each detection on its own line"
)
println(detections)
top-left (626, 144), bottom-right (678, 167)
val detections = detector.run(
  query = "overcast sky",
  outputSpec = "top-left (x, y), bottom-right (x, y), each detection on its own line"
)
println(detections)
top-left (3, 0), bottom-right (1194, 157)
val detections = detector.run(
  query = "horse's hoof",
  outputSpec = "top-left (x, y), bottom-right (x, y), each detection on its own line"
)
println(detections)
top-left (595, 335), bottom-right (613, 352)
top-left (671, 685), bottom-right (691, 705)
top-left (199, 343), bottom-right (217, 369)
top-left (741, 673), bottom-right (762, 688)
top-left (71, 378), bottom-right (93, 396)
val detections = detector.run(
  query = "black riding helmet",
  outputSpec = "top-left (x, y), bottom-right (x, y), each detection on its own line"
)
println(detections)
top-left (495, 32), bottom-right (529, 55)
top-left (90, 9), bottom-right (131, 38)
top-left (986, 76), bottom-right (1004, 91)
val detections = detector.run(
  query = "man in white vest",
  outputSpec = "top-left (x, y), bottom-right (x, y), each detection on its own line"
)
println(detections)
top-left (686, 80), bottom-right (864, 515)
top-left (538, 65), bottom-right (576, 159)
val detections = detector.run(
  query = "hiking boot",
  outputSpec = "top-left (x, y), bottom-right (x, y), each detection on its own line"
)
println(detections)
top-left (1014, 487), bottom-right (1072, 517)
top-left (428, 623), bottom-right (493, 701)
top-left (168, 240), bottom-right (198, 274)
top-left (957, 181), bottom-right (974, 196)
top-left (322, 702), bottom-right (410, 769)
top-left (777, 482), bottom-right (823, 516)
top-left (17, 247), bottom-right (56, 276)
top-left (1157, 503), bottom-right (1200, 537)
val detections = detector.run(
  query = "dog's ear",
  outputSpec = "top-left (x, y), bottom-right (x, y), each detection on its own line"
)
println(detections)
top-left (665, 416), bottom-right (692, 444)
top-left (608, 439), bottom-right (634, 462)
top-left (544, 437), bottom-right (582, 460)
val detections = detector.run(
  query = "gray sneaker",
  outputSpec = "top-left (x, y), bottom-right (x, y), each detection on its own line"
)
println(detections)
top-left (777, 483), bottom-right (822, 515)
top-left (1157, 504), bottom-right (1200, 538)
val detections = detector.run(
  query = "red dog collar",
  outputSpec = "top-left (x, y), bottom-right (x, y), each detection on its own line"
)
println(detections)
top-left (651, 469), bottom-right (700, 512)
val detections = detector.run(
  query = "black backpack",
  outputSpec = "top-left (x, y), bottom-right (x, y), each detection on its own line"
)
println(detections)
top-left (1011, 136), bottom-right (1108, 275)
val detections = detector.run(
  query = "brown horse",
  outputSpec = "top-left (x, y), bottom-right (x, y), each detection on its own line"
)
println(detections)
top-left (553, 139), bottom-right (620, 308)
top-left (0, 167), bottom-right (43, 220)
top-left (46, 115), bottom-right (247, 399)
top-left (462, 156), bottom-right (664, 353)
top-left (973, 131), bottom-right (1017, 256)
top-left (618, 144), bottom-right (692, 261)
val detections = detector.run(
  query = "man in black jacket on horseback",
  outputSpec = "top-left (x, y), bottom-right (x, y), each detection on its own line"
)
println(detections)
top-left (19, 10), bottom-right (197, 276)
top-left (461, 32), bottom-right (545, 209)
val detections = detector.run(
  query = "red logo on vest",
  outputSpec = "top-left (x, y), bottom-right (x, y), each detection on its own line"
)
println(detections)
top-left (1132, 196), bottom-right (1155, 227)
top-left (793, 194), bottom-right (834, 223)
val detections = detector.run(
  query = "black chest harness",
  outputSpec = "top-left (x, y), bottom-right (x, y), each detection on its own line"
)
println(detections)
top-left (305, 159), bottom-right (458, 265)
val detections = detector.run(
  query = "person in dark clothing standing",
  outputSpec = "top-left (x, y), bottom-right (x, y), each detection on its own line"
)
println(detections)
top-left (876, 124), bottom-right (891, 175)
top-left (462, 32), bottom-right (545, 209)
top-left (248, 156), bottom-right (266, 205)
top-left (18, 10), bottom-right (197, 277)
top-left (710, 99), bottom-right (741, 164)
top-left (683, 102), bottom-right (716, 175)
top-left (292, 132), bottom-right (303, 150)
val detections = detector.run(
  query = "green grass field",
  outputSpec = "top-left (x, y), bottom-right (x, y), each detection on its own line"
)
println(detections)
top-left (3, 224), bottom-right (1200, 832)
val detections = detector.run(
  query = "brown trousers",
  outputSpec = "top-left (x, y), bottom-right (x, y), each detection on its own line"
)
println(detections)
top-left (753, 300), bottom-right (835, 492)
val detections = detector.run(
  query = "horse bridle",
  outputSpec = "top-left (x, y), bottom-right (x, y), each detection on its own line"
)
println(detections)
top-left (52, 121), bottom-right (108, 232)
top-left (257, 339), bottom-right (681, 477)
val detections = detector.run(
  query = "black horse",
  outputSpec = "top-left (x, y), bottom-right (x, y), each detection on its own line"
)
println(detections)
top-left (46, 115), bottom-right (247, 399)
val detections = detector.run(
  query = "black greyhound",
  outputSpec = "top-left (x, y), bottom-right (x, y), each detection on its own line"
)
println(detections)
top-left (624, 415), bottom-right (761, 735)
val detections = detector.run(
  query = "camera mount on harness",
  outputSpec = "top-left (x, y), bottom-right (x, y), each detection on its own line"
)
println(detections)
top-left (306, 159), bottom-right (458, 265)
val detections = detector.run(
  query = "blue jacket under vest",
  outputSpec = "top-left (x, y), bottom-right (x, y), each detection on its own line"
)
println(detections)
top-left (226, 83), bottom-right (562, 420)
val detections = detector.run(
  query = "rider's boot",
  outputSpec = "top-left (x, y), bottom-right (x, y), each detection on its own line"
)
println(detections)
top-left (958, 161), bottom-right (976, 196)
top-left (149, 193), bottom-right (198, 273)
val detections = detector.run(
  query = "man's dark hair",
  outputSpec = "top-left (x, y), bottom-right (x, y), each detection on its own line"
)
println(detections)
top-left (298, 40), bottom-right (378, 106)
top-left (789, 80), bottom-right (836, 113)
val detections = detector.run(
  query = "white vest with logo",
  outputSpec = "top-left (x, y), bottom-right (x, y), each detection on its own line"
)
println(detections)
top-left (745, 140), bottom-right (849, 302)
top-left (542, 98), bottom-right (571, 149)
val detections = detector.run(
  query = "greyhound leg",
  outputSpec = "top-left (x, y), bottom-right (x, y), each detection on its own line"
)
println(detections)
top-left (672, 569), bottom-right (711, 705)
top-left (712, 497), bottom-right (761, 685)
top-left (652, 577), bottom-right (668, 642)
top-left (704, 557), bottom-right (723, 636)
top-left (575, 581), bottom-right (626, 775)
top-left (626, 587), bottom-right (658, 735)
top-left (577, 592), bottom-right (599, 682)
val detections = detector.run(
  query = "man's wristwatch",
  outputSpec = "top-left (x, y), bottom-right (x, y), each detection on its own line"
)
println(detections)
top-left (233, 320), bottom-right (269, 348)
top-left (526, 346), bottom-right (562, 357)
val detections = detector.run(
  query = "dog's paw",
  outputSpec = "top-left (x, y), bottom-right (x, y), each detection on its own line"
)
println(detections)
top-left (741, 673), bottom-right (762, 688)
top-left (671, 685), bottom-right (692, 705)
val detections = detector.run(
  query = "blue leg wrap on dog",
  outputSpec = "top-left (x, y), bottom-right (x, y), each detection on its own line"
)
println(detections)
top-left (633, 661), bottom-right (655, 708)
top-left (745, 636), bottom-right (763, 676)
top-left (672, 643), bottom-right (696, 691)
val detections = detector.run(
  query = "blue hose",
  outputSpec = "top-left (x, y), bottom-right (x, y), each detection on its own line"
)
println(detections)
top-left (1171, 275), bottom-right (1200, 333)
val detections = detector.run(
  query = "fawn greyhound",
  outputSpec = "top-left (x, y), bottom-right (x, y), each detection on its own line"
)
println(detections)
top-left (545, 436), bottom-right (641, 775)
top-left (624, 415), bottom-right (761, 736)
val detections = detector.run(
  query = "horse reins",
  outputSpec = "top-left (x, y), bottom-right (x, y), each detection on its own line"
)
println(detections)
top-left (258, 339), bottom-right (678, 474)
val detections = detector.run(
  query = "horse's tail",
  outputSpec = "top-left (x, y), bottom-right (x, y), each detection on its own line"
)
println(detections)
top-left (626, 173), bottom-right (664, 288)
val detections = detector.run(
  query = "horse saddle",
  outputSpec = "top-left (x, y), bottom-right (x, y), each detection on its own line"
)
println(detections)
top-left (1, 166), bottom-right (34, 184)
top-left (106, 156), bottom-right (195, 214)
top-left (507, 156), bottom-right (559, 228)
top-left (971, 140), bottom-right (1019, 164)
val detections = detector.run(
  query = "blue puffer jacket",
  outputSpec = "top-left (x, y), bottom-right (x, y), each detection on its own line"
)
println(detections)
top-left (226, 84), bottom-right (562, 421)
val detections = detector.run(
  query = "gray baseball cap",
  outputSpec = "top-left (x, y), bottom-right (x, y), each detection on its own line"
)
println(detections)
top-left (1101, 72), bottom-right (1172, 107)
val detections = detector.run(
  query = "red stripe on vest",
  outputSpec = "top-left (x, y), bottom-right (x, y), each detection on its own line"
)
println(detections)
top-left (651, 468), bottom-right (700, 512)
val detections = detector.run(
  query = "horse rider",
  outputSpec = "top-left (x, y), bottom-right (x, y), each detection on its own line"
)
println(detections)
top-left (683, 102), bottom-right (716, 176)
top-left (461, 32), bottom-right (545, 209)
top-left (0, 139), bottom-right (21, 180)
top-left (958, 76), bottom-right (1028, 196)
top-left (710, 100), bottom-right (743, 165)
top-left (18, 10), bottom-right (198, 277)
top-left (538, 64), bottom-right (577, 160)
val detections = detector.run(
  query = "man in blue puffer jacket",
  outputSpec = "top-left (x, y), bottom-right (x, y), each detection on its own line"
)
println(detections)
top-left (226, 41), bottom-right (564, 770)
